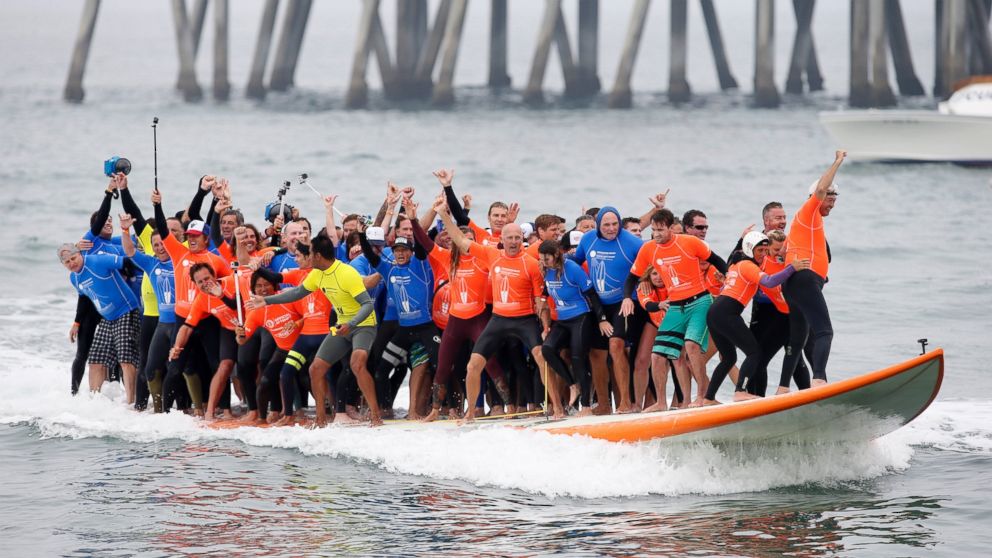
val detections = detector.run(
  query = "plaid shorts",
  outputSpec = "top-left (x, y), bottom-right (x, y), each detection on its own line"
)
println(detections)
top-left (89, 310), bottom-right (141, 367)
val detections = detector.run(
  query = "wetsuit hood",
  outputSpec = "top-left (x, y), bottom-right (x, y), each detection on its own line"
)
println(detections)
top-left (595, 206), bottom-right (622, 239)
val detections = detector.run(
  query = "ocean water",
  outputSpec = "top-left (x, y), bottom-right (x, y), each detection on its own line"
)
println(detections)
top-left (2, 1), bottom-right (992, 556)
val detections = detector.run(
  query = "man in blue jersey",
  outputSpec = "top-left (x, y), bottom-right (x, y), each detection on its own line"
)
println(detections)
top-left (59, 242), bottom-right (142, 403)
top-left (571, 206), bottom-right (647, 414)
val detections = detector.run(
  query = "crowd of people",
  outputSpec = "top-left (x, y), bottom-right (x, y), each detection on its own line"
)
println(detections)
top-left (60, 150), bottom-right (846, 427)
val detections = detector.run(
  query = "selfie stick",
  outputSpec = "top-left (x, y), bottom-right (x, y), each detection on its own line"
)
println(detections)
top-left (151, 117), bottom-right (159, 193)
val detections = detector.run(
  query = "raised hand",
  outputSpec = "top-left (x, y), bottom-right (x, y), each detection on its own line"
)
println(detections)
top-left (273, 214), bottom-right (285, 231)
top-left (462, 194), bottom-right (472, 211)
top-left (432, 168), bottom-right (454, 187)
top-left (740, 224), bottom-right (755, 238)
top-left (386, 182), bottom-right (401, 205)
top-left (200, 175), bottom-right (217, 192)
top-left (507, 202), bottom-right (520, 223)
top-left (116, 173), bottom-right (129, 190)
top-left (323, 194), bottom-right (339, 210)
top-left (212, 177), bottom-right (226, 199)
top-left (835, 149), bottom-right (847, 161)
top-left (402, 194), bottom-right (419, 219)
top-left (118, 213), bottom-right (134, 231)
top-left (215, 198), bottom-right (232, 214)
top-left (433, 197), bottom-right (449, 215)
top-left (151, 189), bottom-right (162, 205)
top-left (650, 188), bottom-right (670, 209)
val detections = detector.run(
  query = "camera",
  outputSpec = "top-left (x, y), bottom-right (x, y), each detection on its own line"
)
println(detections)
top-left (265, 202), bottom-right (295, 224)
top-left (104, 156), bottom-right (131, 177)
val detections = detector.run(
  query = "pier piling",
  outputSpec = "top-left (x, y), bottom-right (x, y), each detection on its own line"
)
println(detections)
top-left (63, 0), bottom-right (101, 103)
top-left (213, 0), bottom-right (230, 101)
top-left (488, 0), bottom-right (511, 88)
top-left (607, 0), bottom-right (650, 108)
top-left (246, 0), bottom-right (280, 100)
top-left (269, 0), bottom-right (312, 92)
top-left (870, 0), bottom-right (897, 106)
top-left (700, 0), bottom-right (738, 90)
top-left (171, 0), bottom-right (204, 102)
top-left (432, 0), bottom-right (469, 106)
top-left (886, 0), bottom-right (925, 96)
top-left (669, 0), bottom-right (692, 103)
top-left (753, 0), bottom-right (780, 107)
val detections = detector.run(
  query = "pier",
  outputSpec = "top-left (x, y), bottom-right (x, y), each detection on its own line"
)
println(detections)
top-left (64, 0), bottom-right (992, 108)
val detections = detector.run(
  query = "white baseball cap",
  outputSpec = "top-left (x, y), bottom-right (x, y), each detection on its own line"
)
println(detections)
top-left (186, 220), bottom-right (207, 236)
top-left (366, 226), bottom-right (386, 245)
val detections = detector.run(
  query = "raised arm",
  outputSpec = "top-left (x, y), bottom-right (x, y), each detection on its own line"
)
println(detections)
top-left (410, 213), bottom-right (436, 254)
top-left (119, 213), bottom-right (137, 257)
top-left (151, 189), bottom-right (170, 239)
top-left (435, 169), bottom-right (472, 227)
top-left (358, 231), bottom-right (382, 268)
top-left (813, 150), bottom-right (847, 200)
top-left (374, 182), bottom-right (400, 227)
top-left (90, 175), bottom-right (118, 236)
top-left (117, 175), bottom-right (148, 233)
top-left (639, 189), bottom-right (670, 229)
top-left (323, 195), bottom-right (341, 247)
top-left (434, 198), bottom-right (471, 253)
top-left (185, 175), bottom-right (213, 222)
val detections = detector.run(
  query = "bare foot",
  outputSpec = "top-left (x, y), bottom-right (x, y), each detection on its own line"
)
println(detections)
top-left (193, 408), bottom-right (205, 418)
top-left (701, 398), bottom-right (721, 406)
top-left (458, 410), bottom-right (477, 425)
top-left (310, 415), bottom-right (329, 429)
top-left (421, 409), bottom-right (440, 423)
top-left (733, 392), bottom-right (760, 402)
top-left (345, 405), bottom-right (363, 421)
top-left (643, 402), bottom-right (668, 413)
top-left (568, 385), bottom-right (580, 408)
top-left (273, 415), bottom-right (296, 427)
top-left (238, 411), bottom-right (258, 423)
top-left (406, 413), bottom-right (423, 421)
top-left (266, 412), bottom-right (282, 424)
top-left (592, 404), bottom-right (612, 416)
top-left (552, 409), bottom-right (566, 420)
top-left (221, 409), bottom-right (235, 420)
top-left (369, 414), bottom-right (384, 427)
top-left (775, 386), bottom-right (791, 395)
top-left (688, 397), bottom-right (706, 408)
top-left (489, 405), bottom-right (505, 417)
top-left (448, 408), bottom-right (462, 420)
top-left (577, 407), bottom-right (594, 417)
top-left (618, 404), bottom-right (639, 414)
top-left (811, 379), bottom-right (828, 387)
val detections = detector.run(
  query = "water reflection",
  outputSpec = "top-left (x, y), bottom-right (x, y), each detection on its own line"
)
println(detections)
top-left (33, 436), bottom-right (946, 557)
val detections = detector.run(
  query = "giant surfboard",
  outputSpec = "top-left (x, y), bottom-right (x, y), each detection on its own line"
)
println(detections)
top-left (209, 349), bottom-right (943, 444)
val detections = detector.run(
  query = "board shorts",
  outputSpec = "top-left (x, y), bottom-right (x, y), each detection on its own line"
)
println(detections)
top-left (315, 325), bottom-right (377, 365)
top-left (652, 292), bottom-right (712, 360)
top-left (89, 309), bottom-right (141, 367)
top-left (472, 315), bottom-right (543, 360)
top-left (409, 342), bottom-right (429, 368)
top-left (590, 301), bottom-right (643, 350)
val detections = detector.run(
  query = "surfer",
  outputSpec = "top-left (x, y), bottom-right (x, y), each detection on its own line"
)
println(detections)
top-left (623, 208), bottom-right (729, 407)
top-left (538, 239), bottom-right (608, 416)
top-left (782, 150), bottom-right (846, 387)
top-left (435, 198), bottom-right (552, 423)
top-left (247, 233), bottom-right (382, 427)
top-left (703, 231), bottom-right (809, 404)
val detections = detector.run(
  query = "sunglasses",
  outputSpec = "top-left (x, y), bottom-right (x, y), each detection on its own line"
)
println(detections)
top-left (692, 225), bottom-right (709, 231)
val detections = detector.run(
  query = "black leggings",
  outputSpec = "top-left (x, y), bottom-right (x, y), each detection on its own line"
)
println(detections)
top-left (257, 349), bottom-right (289, 420)
top-left (747, 302), bottom-right (811, 396)
top-left (782, 270), bottom-right (833, 382)
top-left (236, 328), bottom-right (276, 411)
top-left (705, 297), bottom-right (761, 400)
top-left (541, 313), bottom-right (594, 389)
top-left (370, 320), bottom-right (408, 410)
top-left (280, 334), bottom-right (326, 415)
top-left (145, 320), bottom-right (175, 408)
top-left (135, 314), bottom-right (158, 410)
top-left (71, 300), bottom-right (100, 395)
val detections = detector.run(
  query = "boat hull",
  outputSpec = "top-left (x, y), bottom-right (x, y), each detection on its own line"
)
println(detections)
top-left (819, 111), bottom-right (992, 163)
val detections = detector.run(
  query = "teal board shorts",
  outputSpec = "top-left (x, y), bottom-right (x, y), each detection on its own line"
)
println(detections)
top-left (652, 293), bottom-right (712, 359)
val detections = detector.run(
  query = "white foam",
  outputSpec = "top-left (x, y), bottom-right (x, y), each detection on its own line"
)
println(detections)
top-left (1, 347), bottom-right (988, 499)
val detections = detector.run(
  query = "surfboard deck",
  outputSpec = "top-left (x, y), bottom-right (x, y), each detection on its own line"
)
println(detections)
top-left (204, 349), bottom-right (943, 444)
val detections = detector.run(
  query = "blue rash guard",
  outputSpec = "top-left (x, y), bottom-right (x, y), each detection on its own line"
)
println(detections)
top-left (349, 247), bottom-right (394, 321)
top-left (268, 251), bottom-right (299, 274)
top-left (544, 259), bottom-right (594, 321)
top-left (82, 231), bottom-right (145, 302)
top-left (128, 251), bottom-right (177, 324)
top-left (571, 206), bottom-right (644, 304)
top-left (335, 243), bottom-right (350, 263)
top-left (374, 257), bottom-right (435, 327)
top-left (70, 254), bottom-right (141, 321)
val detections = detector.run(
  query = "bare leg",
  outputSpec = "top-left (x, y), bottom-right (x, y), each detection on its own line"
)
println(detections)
top-left (609, 338), bottom-right (635, 413)
top-left (407, 363), bottom-right (428, 420)
top-left (671, 353), bottom-right (691, 408)
top-left (88, 363), bottom-right (107, 393)
top-left (308, 358), bottom-right (333, 428)
top-left (632, 324), bottom-right (656, 410)
top-left (588, 348), bottom-right (612, 415)
top-left (204, 360), bottom-right (234, 420)
top-left (350, 350), bottom-right (382, 426)
top-left (643, 353), bottom-right (670, 412)
top-left (533, 347), bottom-right (565, 419)
top-left (121, 363), bottom-right (138, 405)
top-left (685, 342), bottom-right (710, 407)
top-left (461, 354), bottom-right (486, 423)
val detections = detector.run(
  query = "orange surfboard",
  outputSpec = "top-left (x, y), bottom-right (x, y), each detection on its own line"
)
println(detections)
top-left (203, 350), bottom-right (943, 444)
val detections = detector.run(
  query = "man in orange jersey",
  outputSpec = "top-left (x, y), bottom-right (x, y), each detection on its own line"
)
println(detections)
top-left (622, 209), bottom-right (728, 407)
top-left (781, 150), bottom-right (846, 387)
top-left (436, 199), bottom-right (560, 421)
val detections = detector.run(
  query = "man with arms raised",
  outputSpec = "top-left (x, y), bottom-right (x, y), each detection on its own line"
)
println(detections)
top-left (435, 199), bottom-right (560, 421)
top-left (781, 150), bottom-right (846, 387)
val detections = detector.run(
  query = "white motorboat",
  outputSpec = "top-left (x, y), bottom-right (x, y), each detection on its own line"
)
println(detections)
top-left (819, 77), bottom-right (992, 163)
